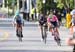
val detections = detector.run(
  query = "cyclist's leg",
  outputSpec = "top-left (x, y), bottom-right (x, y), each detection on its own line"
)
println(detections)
top-left (44, 26), bottom-right (47, 38)
top-left (16, 23), bottom-right (18, 36)
top-left (19, 24), bottom-right (23, 38)
top-left (66, 38), bottom-right (75, 46)
top-left (17, 24), bottom-right (23, 37)
top-left (56, 27), bottom-right (59, 35)
top-left (54, 21), bottom-right (59, 35)
top-left (16, 24), bottom-right (21, 38)
top-left (71, 39), bottom-right (75, 45)
top-left (18, 24), bottom-right (23, 41)
top-left (50, 22), bottom-right (55, 36)
top-left (45, 23), bottom-right (48, 31)
top-left (40, 25), bottom-right (44, 39)
top-left (55, 27), bottom-right (60, 41)
top-left (51, 27), bottom-right (55, 36)
top-left (70, 26), bottom-right (73, 35)
top-left (53, 27), bottom-right (60, 40)
top-left (53, 28), bottom-right (57, 40)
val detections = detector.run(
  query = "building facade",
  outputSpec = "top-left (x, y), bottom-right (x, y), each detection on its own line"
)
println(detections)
top-left (19, 0), bottom-right (36, 20)
top-left (19, 0), bottom-right (36, 14)
top-left (0, 0), bottom-right (36, 19)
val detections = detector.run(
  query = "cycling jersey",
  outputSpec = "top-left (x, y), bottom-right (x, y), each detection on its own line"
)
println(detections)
top-left (47, 15), bottom-right (58, 27)
top-left (16, 15), bottom-right (22, 24)
top-left (39, 15), bottom-right (47, 25)
top-left (47, 15), bottom-right (58, 22)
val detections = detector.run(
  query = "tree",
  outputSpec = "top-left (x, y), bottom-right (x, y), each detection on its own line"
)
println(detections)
top-left (7, 0), bottom-right (17, 8)
top-left (36, 0), bottom-right (74, 14)
top-left (46, 0), bottom-right (57, 11)
top-left (70, 0), bottom-right (74, 9)
top-left (57, 0), bottom-right (74, 9)
top-left (36, 0), bottom-right (43, 13)
top-left (5, 0), bottom-right (17, 16)
top-left (36, 0), bottom-right (57, 13)
top-left (57, 0), bottom-right (64, 9)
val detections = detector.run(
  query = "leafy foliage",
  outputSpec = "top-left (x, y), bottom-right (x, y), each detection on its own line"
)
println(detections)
top-left (36, 0), bottom-right (57, 13)
top-left (36, 0), bottom-right (74, 13)
top-left (36, 0), bottom-right (43, 13)
top-left (6, 0), bottom-right (17, 8)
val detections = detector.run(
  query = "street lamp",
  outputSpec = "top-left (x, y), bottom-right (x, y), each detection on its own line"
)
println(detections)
top-left (43, 0), bottom-right (46, 16)
top-left (43, 0), bottom-right (46, 4)
top-left (54, 0), bottom-right (57, 3)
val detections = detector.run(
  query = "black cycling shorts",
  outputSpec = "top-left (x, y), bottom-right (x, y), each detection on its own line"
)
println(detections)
top-left (50, 21), bottom-right (58, 27)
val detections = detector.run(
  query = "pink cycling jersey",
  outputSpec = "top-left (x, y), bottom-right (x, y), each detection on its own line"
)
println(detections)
top-left (47, 15), bottom-right (58, 22)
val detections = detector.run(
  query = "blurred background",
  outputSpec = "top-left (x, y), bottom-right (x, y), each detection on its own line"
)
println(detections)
top-left (0, 0), bottom-right (74, 21)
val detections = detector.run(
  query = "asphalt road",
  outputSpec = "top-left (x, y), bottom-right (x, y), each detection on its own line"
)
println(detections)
top-left (0, 18), bottom-right (73, 52)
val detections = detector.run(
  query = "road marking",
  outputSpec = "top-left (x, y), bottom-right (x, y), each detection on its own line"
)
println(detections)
top-left (0, 30), bottom-right (9, 41)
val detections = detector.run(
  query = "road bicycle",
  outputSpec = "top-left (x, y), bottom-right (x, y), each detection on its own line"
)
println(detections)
top-left (53, 27), bottom-right (61, 46)
top-left (17, 25), bottom-right (23, 42)
top-left (41, 23), bottom-right (47, 44)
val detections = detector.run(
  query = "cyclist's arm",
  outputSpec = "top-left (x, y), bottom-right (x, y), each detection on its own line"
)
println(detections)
top-left (55, 16), bottom-right (59, 22)
top-left (66, 38), bottom-right (75, 46)
top-left (47, 17), bottom-right (51, 26)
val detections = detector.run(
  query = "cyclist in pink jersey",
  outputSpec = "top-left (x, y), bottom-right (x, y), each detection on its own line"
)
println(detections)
top-left (47, 12), bottom-right (59, 36)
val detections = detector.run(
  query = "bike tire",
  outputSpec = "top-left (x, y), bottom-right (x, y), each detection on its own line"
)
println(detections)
top-left (17, 29), bottom-right (22, 42)
top-left (57, 38), bottom-right (61, 46)
top-left (44, 26), bottom-right (47, 44)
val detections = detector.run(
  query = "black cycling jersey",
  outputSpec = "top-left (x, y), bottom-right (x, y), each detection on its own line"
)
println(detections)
top-left (39, 16), bottom-right (47, 25)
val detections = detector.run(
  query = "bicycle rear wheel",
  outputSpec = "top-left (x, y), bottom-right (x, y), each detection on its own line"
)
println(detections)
top-left (17, 28), bottom-right (23, 42)
top-left (43, 26), bottom-right (47, 44)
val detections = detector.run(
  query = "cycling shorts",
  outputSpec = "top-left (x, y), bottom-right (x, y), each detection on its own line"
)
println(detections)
top-left (50, 21), bottom-right (58, 27)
